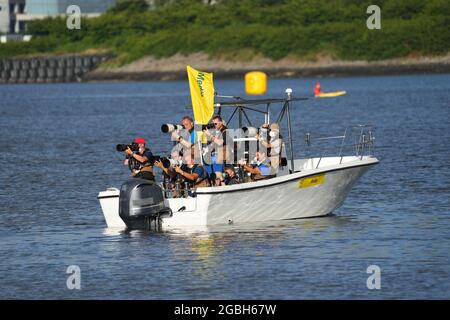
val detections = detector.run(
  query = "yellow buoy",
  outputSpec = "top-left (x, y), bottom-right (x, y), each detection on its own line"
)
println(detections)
top-left (245, 71), bottom-right (267, 95)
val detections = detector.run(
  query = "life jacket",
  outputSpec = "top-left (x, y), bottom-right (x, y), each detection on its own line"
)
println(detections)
top-left (129, 148), bottom-right (154, 180)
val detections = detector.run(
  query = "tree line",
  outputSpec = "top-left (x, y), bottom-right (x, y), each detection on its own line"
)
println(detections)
top-left (1, 0), bottom-right (449, 63)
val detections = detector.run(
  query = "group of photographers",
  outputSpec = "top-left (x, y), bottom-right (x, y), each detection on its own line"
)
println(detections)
top-left (119, 114), bottom-right (282, 195)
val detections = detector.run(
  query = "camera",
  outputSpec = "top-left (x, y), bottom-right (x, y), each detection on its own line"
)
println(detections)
top-left (148, 155), bottom-right (183, 169)
top-left (148, 155), bottom-right (184, 169)
top-left (202, 123), bottom-right (215, 130)
top-left (168, 158), bottom-right (183, 167)
top-left (116, 142), bottom-right (139, 152)
top-left (242, 126), bottom-right (273, 140)
top-left (161, 123), bottom-right (183, 133)
top-left (147, 155), bottom-right (168, 168)
top-left (242, 126), bottom-right (259, 137)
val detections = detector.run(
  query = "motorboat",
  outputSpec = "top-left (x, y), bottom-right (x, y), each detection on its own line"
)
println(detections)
top-left (98, 89), bottom-right (379, 230)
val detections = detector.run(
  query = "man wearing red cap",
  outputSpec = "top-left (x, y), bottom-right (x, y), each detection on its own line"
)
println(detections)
top-left (124, 137), bottom-right (155, 180)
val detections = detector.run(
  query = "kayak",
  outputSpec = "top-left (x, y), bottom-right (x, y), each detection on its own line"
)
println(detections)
top-left (315, 91), bottom-right (347, 98)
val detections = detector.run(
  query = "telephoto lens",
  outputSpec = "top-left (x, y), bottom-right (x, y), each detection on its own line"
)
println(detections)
top-left (116, 144), bottom-right (128, 152)
top-left (129, 142), bottom-right (139, 151)
top-left (168, 159), bottom-right (183, 167)
top-left (242, 127), bottom-right (258, 137)
top-left (116, 142), bottom-right (139, 152)
top-left (148, 155), bottom-right (171, 168)
top-left (161, 124), bottom-right (183, 133)
top-left (201, 123), bottom-right (215, 131)
top-left (160, 157), bottom-right (172, 169)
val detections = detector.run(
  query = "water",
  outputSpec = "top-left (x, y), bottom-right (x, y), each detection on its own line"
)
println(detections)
top-left (0, 74), bottom-right (449, 299)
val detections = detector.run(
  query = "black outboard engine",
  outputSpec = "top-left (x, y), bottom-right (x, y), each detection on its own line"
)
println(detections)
top-left (119, 179), bottom-right (172, 230)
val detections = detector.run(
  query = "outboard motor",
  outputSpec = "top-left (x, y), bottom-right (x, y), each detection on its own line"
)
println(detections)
top-left (119, 179), bottom-right (172, 230)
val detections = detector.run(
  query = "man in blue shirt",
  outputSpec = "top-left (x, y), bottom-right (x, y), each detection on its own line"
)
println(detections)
top-left (175, 116), bottom-right (196, 148)
top-left (238, 151), bottom-right (274, 181)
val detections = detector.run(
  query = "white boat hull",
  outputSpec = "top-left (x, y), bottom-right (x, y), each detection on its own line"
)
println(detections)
top-left (98, 156), bottom-right (378, 229)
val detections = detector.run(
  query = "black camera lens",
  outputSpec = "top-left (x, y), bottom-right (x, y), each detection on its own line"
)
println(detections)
top-left (147, 155), bottom-right (172, 168)
top-left (116, 143), bottom-right (139, 152)
top-left (116, 144), bottom-right (127, 152)
top-left (202, 123), bottom-right (215, 130)
top-left (161, 157), bottom-right (171, 169)
top-left (130, 142), bottom-right (139, 151)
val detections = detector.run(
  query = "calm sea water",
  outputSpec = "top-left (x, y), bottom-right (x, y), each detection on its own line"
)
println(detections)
top-left (0, 74), bottom-right (449, 299)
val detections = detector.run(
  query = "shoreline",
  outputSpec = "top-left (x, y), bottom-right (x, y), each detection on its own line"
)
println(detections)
top-left (1, 53), bottom-right (449, 84)
top-left (83, 54), bottom-right (450, 81)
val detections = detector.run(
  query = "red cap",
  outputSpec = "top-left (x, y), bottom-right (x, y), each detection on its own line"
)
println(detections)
top-left (134, 137), bottom-right (146, 144)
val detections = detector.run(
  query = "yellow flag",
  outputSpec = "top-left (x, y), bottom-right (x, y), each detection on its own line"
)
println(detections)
top-left (187, 65), bottom-right (215, 125)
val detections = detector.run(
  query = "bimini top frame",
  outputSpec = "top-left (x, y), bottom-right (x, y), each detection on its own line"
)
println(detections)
top-left (214, 89), bottom-right (308, 173)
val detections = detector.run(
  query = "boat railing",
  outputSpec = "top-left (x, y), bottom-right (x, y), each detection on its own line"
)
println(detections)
top-left (304, 125), bottom-right (375, 168)
top-left (161, 178), bottom-right (196, 199)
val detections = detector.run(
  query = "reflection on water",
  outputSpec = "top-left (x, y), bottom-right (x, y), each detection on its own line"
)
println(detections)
top-left (99, 216), bottom-right (355, 283)
top-left (102, 227), bottom-right (125, 237)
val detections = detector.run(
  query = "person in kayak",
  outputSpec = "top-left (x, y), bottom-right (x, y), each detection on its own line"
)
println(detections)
top-left (314, 82), bottom-right (321, 97)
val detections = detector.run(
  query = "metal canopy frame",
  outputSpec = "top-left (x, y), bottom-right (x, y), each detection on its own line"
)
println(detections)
top-left (214, 95), bottom-right (308, 173)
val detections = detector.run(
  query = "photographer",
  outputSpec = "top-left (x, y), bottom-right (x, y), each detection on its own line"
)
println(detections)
top-left (123, 137), bottom-right (155, 180)
top-left (154, 150), bottom-right (182, 178)
top-left (256, 122), bottom-right (282, 175)
top-left (238, 150), bottom-right (275, 181)
top-left (221, 165), bottom-right (240, 186)
top-left (154, 150), bottom-right (183, 197)
top-left (203, 115), bottom-right (228, 186)
top-left (172, 116), bottom-right (196, 150)
top-left (174, 148), bottom-right (209, 188)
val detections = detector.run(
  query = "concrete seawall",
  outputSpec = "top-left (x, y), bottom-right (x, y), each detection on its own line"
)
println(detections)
top-left (85, 62), bottom-right (450, 81)
top-left (0, 54), bottom-right (112, 84)
top-left (2, 53), bottom-right (449, 83)
top-left (84, 53), bottom-right (450, 81)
